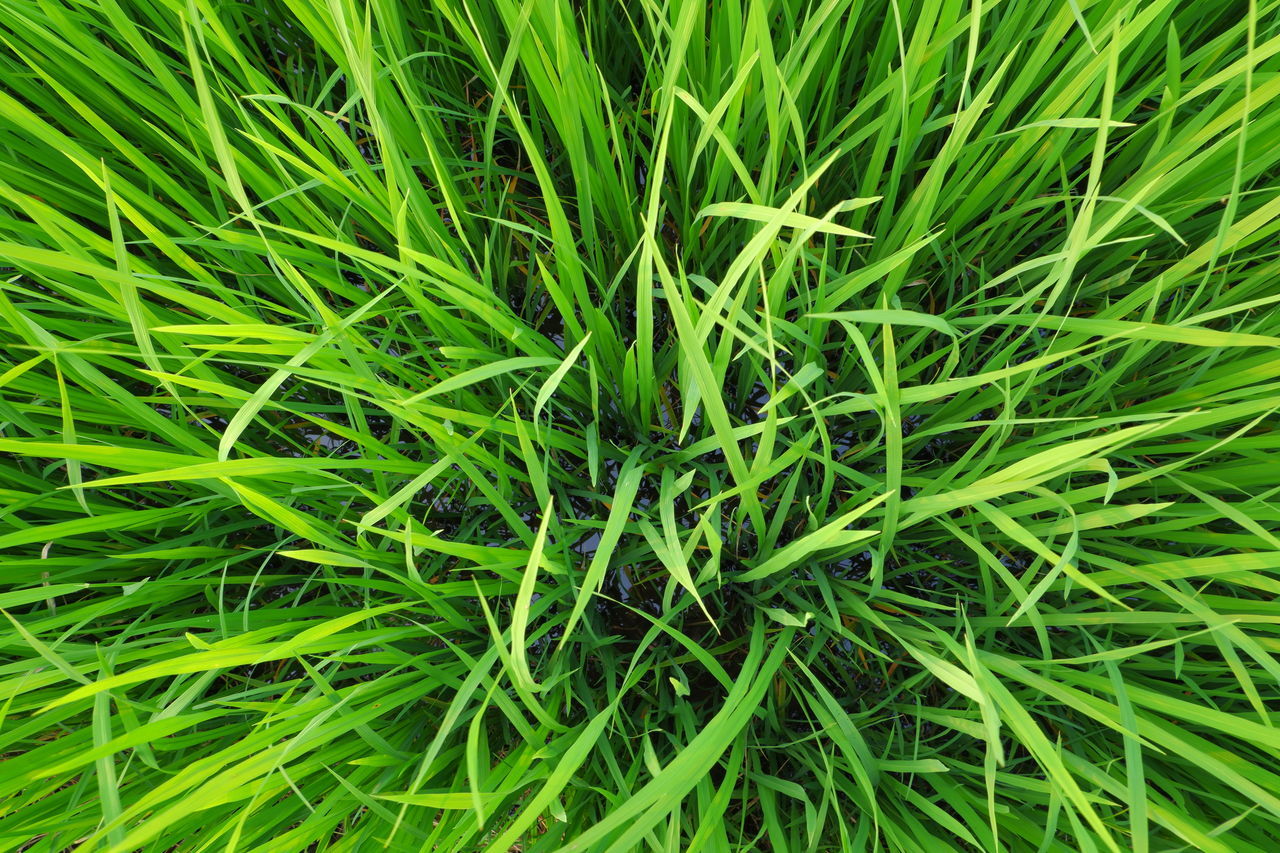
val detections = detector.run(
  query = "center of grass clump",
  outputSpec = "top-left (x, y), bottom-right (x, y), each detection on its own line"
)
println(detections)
top-left (544, 402), bottom-right (907, 719)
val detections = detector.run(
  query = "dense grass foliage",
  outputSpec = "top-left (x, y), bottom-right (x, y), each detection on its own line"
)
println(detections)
top-left (2, 0), bottom-right (1280, 849)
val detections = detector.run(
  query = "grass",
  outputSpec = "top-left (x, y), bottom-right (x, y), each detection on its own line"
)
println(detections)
top-left (1, 0), bottom-right (1280, 849)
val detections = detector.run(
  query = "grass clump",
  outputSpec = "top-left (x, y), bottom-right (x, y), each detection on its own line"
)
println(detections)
top-left (2, 0), bottom-right (1280, 850)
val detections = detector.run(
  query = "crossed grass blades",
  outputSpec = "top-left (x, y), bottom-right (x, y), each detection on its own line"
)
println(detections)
top-left (1, 0), bottom-right (1279, 850)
